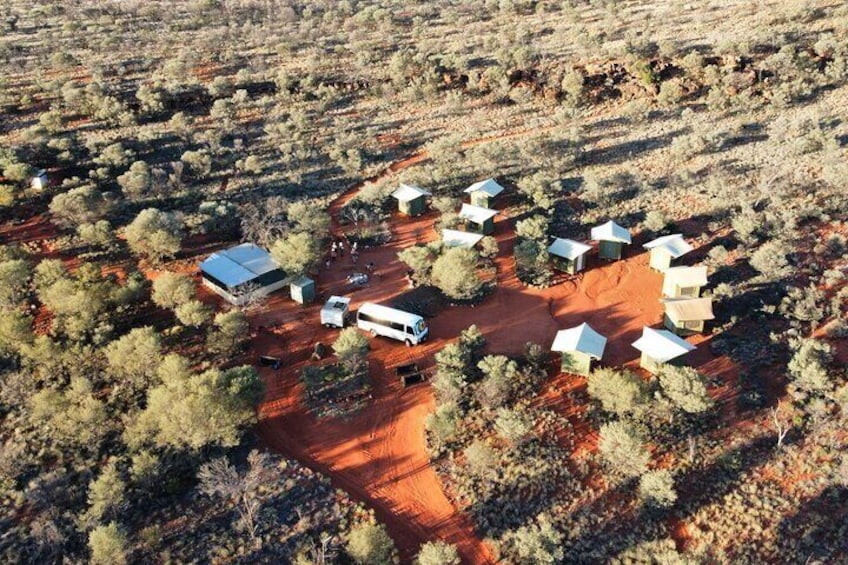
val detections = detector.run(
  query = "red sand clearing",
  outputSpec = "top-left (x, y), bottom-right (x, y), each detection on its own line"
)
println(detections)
top-left (246, 141), bottom-right (737, 563)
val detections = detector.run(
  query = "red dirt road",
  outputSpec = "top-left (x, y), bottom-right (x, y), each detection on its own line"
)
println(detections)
top-left (251, 144), bottom-right (734, 563)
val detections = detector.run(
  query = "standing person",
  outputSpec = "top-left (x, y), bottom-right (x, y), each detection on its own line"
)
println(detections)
top-left (338, 240), bottom-right (345, 256)
top-left (351, 249), bottom-right (358, 264)
top-left (351, 241), bottom-right (358, 254)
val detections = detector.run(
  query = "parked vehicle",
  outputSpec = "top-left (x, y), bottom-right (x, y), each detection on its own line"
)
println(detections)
top-left (396, 362), bottom-right (425, 386)
top-left (258, 355), bottom-right (281, 370)
top-left (356, 302), bottom-right (428, 346)
top-left (320, 295), bottom-right (351, 328)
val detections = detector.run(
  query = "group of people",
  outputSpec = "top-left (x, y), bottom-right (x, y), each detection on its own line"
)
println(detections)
top-left (326, 238), bottom-right (359, 269)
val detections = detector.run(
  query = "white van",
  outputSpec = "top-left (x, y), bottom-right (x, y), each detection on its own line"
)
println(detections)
top-left (356, 302), bottom-right (428, 346)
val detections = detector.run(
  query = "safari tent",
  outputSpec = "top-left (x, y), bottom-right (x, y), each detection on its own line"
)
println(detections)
top-left (550, 323), bottom-right (607, 375)
top-left (590, 220), bottom-right (632, 260)
top-left (643, 234), bottom-right (693, 272)
top-left (31, 169), bottom-right (48, 191)
top-left (631, 326), bottom-right (696, 374)
top-left (200, 243), bottom-right (286, 305)
top-left (464, 178), bottom-right (505, 208)
top-left (290, 275), bottom-right (316, 305)
top-left (547, 238), bottom-right (592, 274)
top-left (441, 229), bottom-right (484, 249)
top-left (663, 297), bottom-right (714, 335)
top-left (458, 203), bottom-right (498, 235)
top-left (662, 266), bottom-right (708, 298)
top-left (391, 183), bottom-right (431, 216)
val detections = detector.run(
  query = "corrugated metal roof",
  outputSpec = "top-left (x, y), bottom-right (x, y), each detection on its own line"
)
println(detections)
top-left (551, 323), bottom-right (607, 358)
top-left (291, 275), bottom-right (314, 288)
top-left (548, 237), bottom-right (592, 259)
top-left (200, 243), bottom-right (281, 288)
top-left (442, 229), bottom-right (484, 248)
top-left (662, 266), bottom-right (708, 295)
top-left (632, 327), bottom-right (696, 362)
top-left (590, 220), bottom-right (632, 244)
top-left (663, 297), bottom-right (715, 322)
top-left (391, 183), bottom-right (431, 202)
top-left (459, 203), bottom-right (498, 224)
top-left (464, 178), bottom-right (505, 197)
top-left (643, 234), bottom-right (693, 258)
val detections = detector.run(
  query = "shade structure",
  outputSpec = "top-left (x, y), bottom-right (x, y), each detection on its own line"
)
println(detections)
top-left (551, 323), bottom-right (607, 358)
top-left (464, 178), bottom-right (505, 198)
top-left (441, 229), bottom-right (484, 249)
top-left (590, 220), bottom-right (632, 244)
top-left (548, 238), bottom-right (592, 260)
top-left (662, 266), bottom-right (708, 298)
top-left (391, 183), bottom-right (431, 202)
top-left (200, 243), bottom-right (286, 305)
top-left (632, 326), bottom-right (696, 364)
top-left (643, 234), bottom-right (693, 271)
top-left (663, 297), bottom-right (714, 335)
top-left (458, 203), bottom-right (498, 234)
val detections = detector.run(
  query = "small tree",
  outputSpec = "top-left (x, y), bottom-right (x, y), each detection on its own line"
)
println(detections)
top-left (398, 244), bottom-right (439, 286)
top-left (656, 365), bottom-right (713, 418)
top-left (152, 272), bottom-right (196, 309)
top-left (515, 215), bottom-right (549, 242)
top-left (494, 407), bottom-right (532, 445)
top-left (89, 522), bottom-right (127, 565)
top-left (506, 513), bottom-right (564, 564)
top-left (431, 247), bottom-right (481, 300)
top-left (208, 310), bottom-right (250, 355)
top-left (416, 541), bottom-right (460, 565)
top-left (638, 469), bottom-right (677, 508)
top-left (175, 300), bottom-right (211, 327)
top-left (464, 440), bottom-right (497, 478)
top-left (0, 259), bottom-right (31, 307)
top-left (49, 185), bottom-right (110, 228)
top-left (586, 368), bottom-right (649, 419)
top-left (425, 402), bottom-right (460, 449)
top-left (333, 327), bottom-right (368, 362)
top-left (85, 460), bottom-right (126, 524)
top-left (598, 421), bottom-right (650, 479)
top-left (117, 160), bottom-right (152, 200)
top-left (476, 355), bottom-right (519, 410)
top-left (270, 232), bottom-right (319, 278)
top-left (125, 208), bottom-right (183, 264)
top-left (345, 522), bottom-right (396, 565)
top-left (104, 326), bottom-right (162, 392)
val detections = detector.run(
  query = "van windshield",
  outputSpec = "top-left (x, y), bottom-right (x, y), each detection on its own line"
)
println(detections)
top-left (415, 320), bottom-right (426, 334)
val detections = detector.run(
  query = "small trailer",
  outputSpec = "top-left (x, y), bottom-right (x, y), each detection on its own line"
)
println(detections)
top-left (320, 295), bottom-right (351, 328)
top-left (396, 363), bottom-right (426, 387)
top-left (259, 355), bottom-right (282, 370)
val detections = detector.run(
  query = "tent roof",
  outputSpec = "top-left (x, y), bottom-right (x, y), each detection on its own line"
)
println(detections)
top-left (464, 178), bottom-right (505, 197)
top-left (643, 234), bottom-right (693, 258)
top-left (459, 203), bottom-right (498, 224)
top-left (664, 266), bottom-right (708, 288)
top-left (442, 229), bottom-right (484, 248)
top-left (391, 183), bottom-right (431, 202)
top-left (663, 297), bottom-right (715, 322)
top-left (551, 323), bottom-right (607, 358)
top-left (200, 243), bottom-right (281, 288)
top-left (548, 237), bottom-right (592, 260)
top-left (590, 220), bottom-right (632, 244)
top-left (632, 327), bottom-right (696, 362)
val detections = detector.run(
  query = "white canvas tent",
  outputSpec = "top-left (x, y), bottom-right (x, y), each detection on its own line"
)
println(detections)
top-left (200, 243), bottom-right (286, 305)
top-left (548, 238), bottom-right (592, 274)
top-left (631, 326), bottom-right (696, 373)
top-left (464, 178), bottom-right (505, 206)
top-left (442, 229), bottom-right (484, 249)
top-left (458, 203), bottom-right (498, 234)
top-left (663, 297), bottom-right (715, 334)
top-left (391, 183), bottom-right (430, 202)
top-left (551, 323), bottom-right (607, 375)
top-left (662, 266), bottom-right (708, 298)
top-left (590, 220), bottom-right (632, 244)
top-left (643, 234), bottom-right (693, 271)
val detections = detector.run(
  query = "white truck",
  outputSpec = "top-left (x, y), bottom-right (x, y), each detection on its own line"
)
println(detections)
top-left (320, 295), bottom-right (351, 328)
top-left (356, 302), bottom-right (428, 347)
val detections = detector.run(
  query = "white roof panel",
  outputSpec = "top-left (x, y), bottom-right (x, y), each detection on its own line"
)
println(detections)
top-left (391, 183), bottom-right (430, 202)
top-left (548, 237), bottom-right (592, 260)
top-left (551, 323), bottom-right (607, 358)
top-left (632, 327), bottom-right (696, 362)
top-left (663, 266), bottom-right (708, 295)
top-left (358, 302), bottom-right (423, 326)
top-left (590, 220), bottom-right (632, 244)
top-left (464, 178), bottom-right (505, 198)
top-left (663, 297), bottom-right (715, 322)
top-left (459, 203), bottom-right (498, 224)
top-left (643, 234), bottom-right (693, 259)
top-left (442, 229), bottom-right (484, 248)
top-left (200, 243), bottom-right (281, 288)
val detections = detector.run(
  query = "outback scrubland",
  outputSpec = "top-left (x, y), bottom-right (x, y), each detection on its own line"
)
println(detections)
top-left (1, 0), bottom-right (847, 563)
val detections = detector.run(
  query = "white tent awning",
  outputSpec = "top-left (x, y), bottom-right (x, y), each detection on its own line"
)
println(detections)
top-left (632, 327), bottom-right (696, 362)
top-left (551, 323), bottom-right (607, 359)
top-left (548, 238), bottom-right (592, 260)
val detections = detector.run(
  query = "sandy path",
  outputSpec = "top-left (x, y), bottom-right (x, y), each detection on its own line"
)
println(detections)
top-left (251, 131), bottom-right (733, 563)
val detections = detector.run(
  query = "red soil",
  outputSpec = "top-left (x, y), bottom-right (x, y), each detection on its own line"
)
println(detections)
top-left (245, 139), bottom-right (737, 563)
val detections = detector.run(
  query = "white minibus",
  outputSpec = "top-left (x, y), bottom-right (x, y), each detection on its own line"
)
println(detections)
top-left (356, 302), bottom-right (428, 346)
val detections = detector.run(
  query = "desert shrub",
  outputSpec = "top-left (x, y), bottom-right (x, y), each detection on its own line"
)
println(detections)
top-left (345, 522), bottom-right (396, 565)
top-left (638, 469), bottom-right (677, 508)
top-left (207, 310), bottom-right (250, 355)
top-left (643, 210), bottom-right (667, 233)
top-left (270, 232), bottom-right (320, 278)
top-left (88, 522), bottom-right (127, 565)
top-left (786, 338), bottom-right (835, 404)
top-left (464, 440), bottom-right (498, 478)
top-left (750, 239), bottom-right (790, 280)
top-left (104, 326), bottom-right (162, 393)
top-left (779, 285), bottom-right (826, 324)
top-left (476, 355), bottom-right (520, 410)
top-left (598, 421), bottom-right (650, 479)
top-left (518, 172), bottom-right (559, 210)
top-left (514, 239), bottom-right (552, 287)
top-left (117, 161), bottom-right (152, 200)
top-left (494, 407), bottom-right (532, 445)
top-left (515, 215), bottom-right (549, 242)
top-left (500, 513), bottom-right (564, 565)
top-left (478, 236), bottom-right (499, 259)
top-left (49, 185), bottom-right (111, 228)
top-left (84, 460), bottom-right (127, 524)
top-left (431, 247), bottom-right (482, 300)
top-left (175, 300), bottom-right (211, 327)
top-left (124, 208), bottom-right (183, 264)
top-left (398, 243), bottom-right (440, 286)
top-left (416, 540), bottom-right (459, 565)
top-left (0, 259), bottom-right (31, 307)
top-left (587, 368), bottom-right (650, 419)
top-left (425, 401), bottom-right (460, 449)
top-left (612, 538), bottom-right (688, 564)
top-left (77, 221), bottom-right (115, 249)
top-left (29, 378), bottom-right (108, 451)
top-left (656, 365), bottom-right (713, 418)
top-left (152, 272), bottom-right (196, 309)
top-left (333, 327), bottom-right (369, 362)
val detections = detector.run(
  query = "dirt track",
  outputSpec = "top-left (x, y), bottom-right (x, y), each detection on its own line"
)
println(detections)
top-left (251, 138), bottom-right (735, 563)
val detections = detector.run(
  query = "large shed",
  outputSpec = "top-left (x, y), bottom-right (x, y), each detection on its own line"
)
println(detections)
top-left (662, 266), bottom-right (708, 298)
top-left (464, 178), bottom-right (505, 208)
top-left (551, 323), bottom-right (607, 375)
top-left (200, 243), bottom-right (286, 305)
top-left (441, 229), bottom-right (484, 249)
top-left (631, 327), bottom-right (696, 374)
top-left (458, 203), bottom-right (498, 235)
top-left (590, 220), bottom-right (632, 260)
top-left (643, 234), bottom-right (693, 272)
top-left (663, 297), bottom-right (714, 335)
top-left (548, 238), bottom-right (592, 274)
top-left (391, 184), bottom-right (431, 216)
